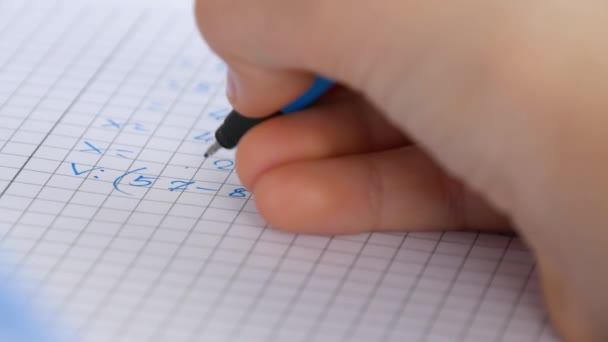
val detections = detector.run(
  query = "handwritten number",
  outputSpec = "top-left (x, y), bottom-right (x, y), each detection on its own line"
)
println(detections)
top-left (194, 131), bottom-right (214, 144)
top-left (213, 159), bottom-right (234, 171)
top-left (129, 175), bottom-right (156, 187)
top-left (169, 180), bottom-right (196, 192)
top-left (113, 167), bottom-right (148, 195)
top-left (229, 187), bottom-right (248, 198)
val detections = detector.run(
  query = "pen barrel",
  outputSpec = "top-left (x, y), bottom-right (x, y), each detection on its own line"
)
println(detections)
top-left (214, 110), bottom-right (278, 149)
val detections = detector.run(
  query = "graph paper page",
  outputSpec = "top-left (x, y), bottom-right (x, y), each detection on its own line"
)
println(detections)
top-left (0, 1), bottom-right (559, 341)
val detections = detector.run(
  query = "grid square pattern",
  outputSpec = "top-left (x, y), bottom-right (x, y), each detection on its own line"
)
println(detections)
top-left (0, 1), bottom-right (560, 342)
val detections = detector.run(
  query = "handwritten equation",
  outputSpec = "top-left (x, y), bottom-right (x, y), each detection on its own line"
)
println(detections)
top-left (70, 109), bottom-right (247, 198)
top-left (70, 161), bottom-right (248, 198)
top-left (98, 114), bottom-right (228, 147)
top-left (66, 63), bottom-right (240, 198)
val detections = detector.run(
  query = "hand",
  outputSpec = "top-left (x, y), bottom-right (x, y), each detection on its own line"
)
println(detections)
top-left (195, 1), bottom-right (608, 340)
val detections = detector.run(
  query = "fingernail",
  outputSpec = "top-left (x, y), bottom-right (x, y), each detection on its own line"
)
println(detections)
top-left (226, 69), bottom-right (239, 103)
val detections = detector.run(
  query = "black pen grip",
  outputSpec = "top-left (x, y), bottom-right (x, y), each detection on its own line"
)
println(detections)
top-left (214, 110), bottom-right (279, 149)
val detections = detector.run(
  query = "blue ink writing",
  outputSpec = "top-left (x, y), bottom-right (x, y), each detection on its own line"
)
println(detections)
top-left (102, 119), bottom-right (149, 132)
top-left (169, 180), bottom-right (196, 192)
top-left (229, 187), bottom-right (248, 198)
top-left (146, 100), bottom-right (166, 112)
top-left (129, 175), bottom-right (157, 187)
top-left (113, 167), bottom-right (148, 194)
top-left (102, 119), bottom-right (121, 129)
top-left (71, 163), bottom-right (104, 176)
top-left (196, 187), bottom-right (218, 192)
top-left (213, 159), bottom-right (234, 171)
top-left (194, 82), bottom-right (211, 94)
top-left (80, 141), bottom-right (134, 158)
top-left (194, 131), bottom-right (214, 144)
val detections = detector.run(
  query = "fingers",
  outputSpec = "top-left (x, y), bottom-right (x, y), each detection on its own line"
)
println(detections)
top-left (194, 0), bottom-right (452, 116)
top-left (233, 89), bottom-right (505, 233)
top-left (251, 146), bottom-right (507, 234)
top-left (235, 90), bottom-right (407, 190)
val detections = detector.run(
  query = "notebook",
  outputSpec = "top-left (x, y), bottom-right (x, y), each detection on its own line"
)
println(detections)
top-left (0, 1), bottom-right (560, 341)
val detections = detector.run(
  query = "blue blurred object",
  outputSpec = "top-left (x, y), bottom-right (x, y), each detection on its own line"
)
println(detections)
top-left (0, 280), bottom-right (58, 342)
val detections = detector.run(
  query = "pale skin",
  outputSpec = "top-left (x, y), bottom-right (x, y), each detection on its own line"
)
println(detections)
top-left (194, 1), bottom-right (608, 341)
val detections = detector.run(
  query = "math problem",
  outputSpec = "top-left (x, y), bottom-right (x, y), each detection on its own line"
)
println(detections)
top-left (98, 117), bottom-right (223, 147)
top-left (70, 161), bottom-right (248, 198)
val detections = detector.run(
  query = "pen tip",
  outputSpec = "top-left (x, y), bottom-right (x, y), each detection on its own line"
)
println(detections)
top-left (204, 142), bottom-right (221, 159)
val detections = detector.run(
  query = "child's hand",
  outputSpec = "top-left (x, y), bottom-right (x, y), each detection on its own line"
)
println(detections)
top-left (195, 1), bottom-right (608, 340)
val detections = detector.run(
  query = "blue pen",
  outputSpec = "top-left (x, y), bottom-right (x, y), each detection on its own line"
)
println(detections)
top-left (204, 76), bottom-right (334, 158)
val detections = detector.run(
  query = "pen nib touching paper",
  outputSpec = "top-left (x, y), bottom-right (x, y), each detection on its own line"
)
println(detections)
top-left (204, 141), bottom-right (221, 159)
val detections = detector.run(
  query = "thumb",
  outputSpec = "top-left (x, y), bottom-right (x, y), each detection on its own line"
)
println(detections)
top-left (226, 64), bottom-right (316, 117)
top-left (195, 0), bottom-right (341, 117)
